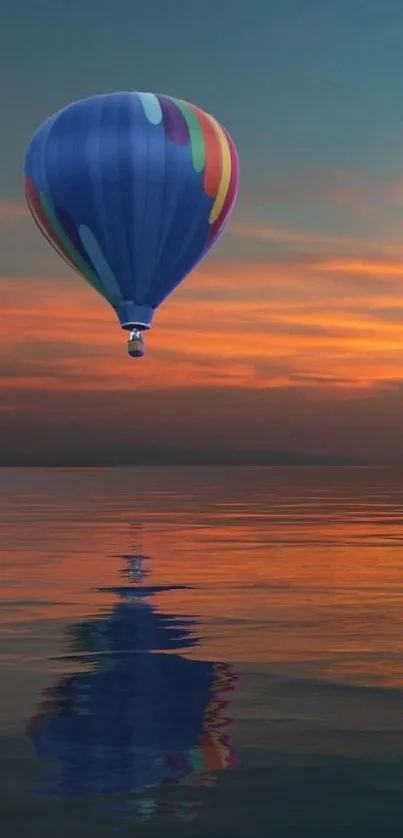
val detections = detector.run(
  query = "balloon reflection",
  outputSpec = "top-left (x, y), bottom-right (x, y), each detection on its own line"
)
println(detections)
top-left (26, 539), bottom-right (238, 803)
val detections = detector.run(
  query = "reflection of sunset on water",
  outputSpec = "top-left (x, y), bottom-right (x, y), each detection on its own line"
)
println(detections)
top-left (2, 467), bottom-right (403, 688)
top-left (2, 466), bottom-right (403, 835)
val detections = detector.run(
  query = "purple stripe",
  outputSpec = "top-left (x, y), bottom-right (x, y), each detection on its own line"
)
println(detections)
top-left (158, 95), bottom-right (189, 145)
top-left (55, 207), bottom-right (95, 269)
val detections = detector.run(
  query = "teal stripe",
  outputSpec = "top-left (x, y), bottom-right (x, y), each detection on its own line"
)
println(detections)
top-left (79, 225), bottom-right (123, 303)
top-left (137, 92), bottom-right (163, 125)
top-left (39, 193), bottom-right (112, 302)
top-left (172, 98), bottom-right (205, 172)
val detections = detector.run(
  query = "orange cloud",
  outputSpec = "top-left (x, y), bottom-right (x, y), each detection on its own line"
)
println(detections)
top-left (316, 258), bottom-right (403, 277)
top-left (2, 253), bottom-right (403, 396)
top-left (242, 169), bottom-right (403, 235)
top-left (231, 220), bottom-right (403, 259)
top-left (4, 170), bottom-right (403, 463)
top-left (0, 202), bottom-right (30, 221)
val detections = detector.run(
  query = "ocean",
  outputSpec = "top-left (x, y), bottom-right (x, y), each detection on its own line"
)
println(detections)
top-left (1, 465), bottom-right (403, 836)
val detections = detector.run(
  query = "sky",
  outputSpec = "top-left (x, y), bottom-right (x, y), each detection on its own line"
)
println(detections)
top-left (3, 0), bottom-right (403, 463)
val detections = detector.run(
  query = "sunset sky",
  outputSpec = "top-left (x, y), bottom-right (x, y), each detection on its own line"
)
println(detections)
top-left (3, 0), bottom-right (403, 464)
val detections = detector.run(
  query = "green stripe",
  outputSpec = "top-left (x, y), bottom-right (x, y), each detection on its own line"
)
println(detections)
top-left (188, 746), bottom-right (205, 771)
top-left (172, 98), bottom-right (205, 173)
top-left (39, 193), bottom-right (115, 304)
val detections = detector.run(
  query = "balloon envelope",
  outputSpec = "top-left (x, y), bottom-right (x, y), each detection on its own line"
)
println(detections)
top-left (24, 92), bottom-right (240, 338)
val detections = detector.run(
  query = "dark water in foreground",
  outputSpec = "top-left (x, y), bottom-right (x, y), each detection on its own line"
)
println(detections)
top-left (1, 466), bottom-right (403, 836)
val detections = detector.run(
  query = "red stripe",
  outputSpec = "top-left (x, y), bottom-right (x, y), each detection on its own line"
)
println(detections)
top-left (188, 104), bottom-right (222, 198)
top-left (25, 177), bottom-right (81, 274)
top-left (199, 733), bottom-right (227, 770)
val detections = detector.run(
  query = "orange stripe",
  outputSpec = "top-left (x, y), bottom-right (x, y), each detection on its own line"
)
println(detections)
top-left (204, 117), bottom-right (232, 223)
top-left (208, 129), bottom-right (239, 241)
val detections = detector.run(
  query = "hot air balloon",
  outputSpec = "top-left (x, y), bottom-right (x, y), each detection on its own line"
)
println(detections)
top-left (24, 92), bottom-right (240, 358)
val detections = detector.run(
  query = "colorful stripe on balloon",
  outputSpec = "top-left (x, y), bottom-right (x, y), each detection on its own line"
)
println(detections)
top-left (137, 93), bottom-right (239, 243)
top-left (24, 176), bottom-right (117, 304)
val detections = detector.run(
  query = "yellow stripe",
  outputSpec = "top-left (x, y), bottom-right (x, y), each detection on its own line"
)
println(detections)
top-left (205, 114), bottom-right (232, 224)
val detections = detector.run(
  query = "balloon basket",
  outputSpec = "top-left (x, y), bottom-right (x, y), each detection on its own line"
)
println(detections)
top-left (128, 329), bottom-right (145, 358)
top-left (127, 329), bottom-right (146, 358)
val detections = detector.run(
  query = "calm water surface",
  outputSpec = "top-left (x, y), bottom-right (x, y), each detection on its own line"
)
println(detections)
top-left (1, 466), bottom-right (403, 836)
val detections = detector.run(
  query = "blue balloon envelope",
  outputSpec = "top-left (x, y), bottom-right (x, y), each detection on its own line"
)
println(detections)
top-left (24, 92), bottom-right (240, 356)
